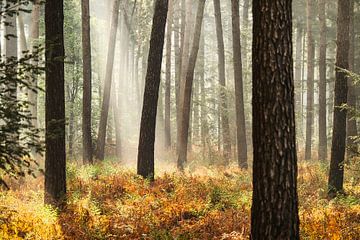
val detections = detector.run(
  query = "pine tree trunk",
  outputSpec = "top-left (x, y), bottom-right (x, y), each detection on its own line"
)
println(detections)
top-left (82, 0), bottom-right (93, 164)
top-left (95, 0), bottom-right (120, 160)
top-left (305, 0), bottom-right (315, 160)
top-left (177, 0), bottom-right (206, 170)
top-left (251, 0), bottom-right (299, 238)
top-left (44, 0), bottom-right (66, 206)
top-left (318, 0), bottom-right (327, 161)
top-left (231, 0), bottom-right (247, 169)
top-left (328, 0), bottom-right (350, 198)
top-left (137, 0), bottom-right (169, 180)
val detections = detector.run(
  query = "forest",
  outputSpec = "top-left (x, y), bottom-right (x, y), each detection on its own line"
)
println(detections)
top-left (0, 0), bottom-right (359, 239)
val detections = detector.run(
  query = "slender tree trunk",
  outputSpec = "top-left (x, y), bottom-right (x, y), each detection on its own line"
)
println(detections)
top-left (137, 0), bottom-right (169, 180)
top-left (251, 0), bottom-right (299, 238)
top-left (347, 0), bottom-right (357, 157)
top-left (199, 32), bottom-right (207, 153)
top-left (231, 0), bottom-right (247, 168)
top-left (44, 0), bottom-right (66, 206)
top-left (213, 0), bottom-right (231, 162)
top-left (164, 0), bottom-right (173, 149)
top-left (18, 13), bottom-right (28, 54)
top-left (82, 0), bottom-right (93, 164)
top-left (328, 0), bottom-right (350, 199)
top-left (95, 0), bottom-right (120, 160)
top-left (318, 0), bottom-right (327, 161)
top-left (174, 1), bottom-right (181, 142)
top-left (295, 23), bottom-right (302, 141)
top-left (177, 0), bottom-right (206, 170)
top-left (305, 0), bottom-right (315, 160)
top-left (68, 100), bottom-right (75, 156)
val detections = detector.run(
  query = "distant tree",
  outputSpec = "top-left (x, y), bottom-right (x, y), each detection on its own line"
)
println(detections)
top-left (318, 0), bottom-right (327, 161)
top-left (177, 0), bottom-right (206, 170)
top-left (251, 0), bottom-right (299, 238)
top-left (231, 0), bottom-right (247, 169)
top-left (328, 0), bottom-right (350, 199)
top-left (81, 0), bottom-right (93, 164)
top-left (137, 0), bottom-right (169, 180)
top-left (96, 0), bottom-right (120, 161)
top-left (213, 0), bottom-right (231, 163)
top-left (305, 0), bottom-right (315, 160)
top-left (44, 0), bottom-right (66, 206)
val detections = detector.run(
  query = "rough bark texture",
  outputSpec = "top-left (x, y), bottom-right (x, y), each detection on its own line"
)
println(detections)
top-left (44, 0), bottom-right (66, 206)
top-left (328, 0), bottom-right (350, 198)
top-left (305, 0), bottom-right (315, 160)
top-left (347, 0), bottom-right (357, 157)
top-left (95, 0), bottom-right (120, 160)
top-left (164, 0), bottom-right (173, 149)
top-left (137, 0), bottom-right (169, 180)
top-left (82, 0), bottom-right (93, 164)
top-left (231, 0), bottom-right (247, 169)
top-left (251, 0), bottom-right (300, 239)
top-left (318, 0), bottom-right (327, 161)
top-left (177, 0), bottom-right (206, 170)
top-left (213, 0), bottom-right (231, 162)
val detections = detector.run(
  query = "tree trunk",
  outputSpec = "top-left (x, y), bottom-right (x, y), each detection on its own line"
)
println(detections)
top-left (347, 0), bottom-right (357, 158)
top-left (95, 0), bottom-right (120, 160)
top-left (295, 23), bottom-right (302, 141)
top-left (305, 0), bottom-right (315, 160)
top-left (44, 0), bottom-right (66, 206)
top-left (177, 0), bottom-right (206, 170)
top-left (164, 0), bottom-right (173, 149)
top-left (137, 0), bottom-right (169, 180)
top-left (328, 0), bottom-right (350, 199)
top-left (251, 0), bottom-right (299, 239)
top-left (18, 13), bottom-right (28, 54)
top-left (318, 0), bottom-right (327, 161)
top-left (231, 0), bottom-right (247, 169)
top-left (82, 0), bottom-right (93, 164)
top-left (213, 0), bottom-right (231, 162)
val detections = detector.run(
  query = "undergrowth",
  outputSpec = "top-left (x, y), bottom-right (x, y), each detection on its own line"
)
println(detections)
top-left (0, 160), bottom-right (359, 239)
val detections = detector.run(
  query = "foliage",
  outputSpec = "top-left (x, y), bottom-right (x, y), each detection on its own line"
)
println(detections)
top-left (0, 161), bottom-right (359, 239)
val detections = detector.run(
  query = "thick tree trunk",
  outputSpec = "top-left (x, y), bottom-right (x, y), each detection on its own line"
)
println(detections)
top-left (318, 0), bottom-right (327, 161)
top-left (231, 0), bottom-right (247, 169)
top-left (177, 0), bottom-right (206, 170)
top-left (328, 0), bottom-right (350, 198)
top-left (305, 0), bottom-right (315, 160)
top-left (251, 0), bottom-right (299, 239)
top-left (213, 0), bottom-right (231, 162)
top-left (347, 0), bottom-right (357, 157)
top-left (44, 0), bottom-right (66, 206)
top-left (164, 0), bottom-right (173, 149)
top-left (95, 0), bottom-right (120, 160)
top-left (82, 0), bottom-right (93, 164)
top-left (137, 0), bottom-right (169, 180)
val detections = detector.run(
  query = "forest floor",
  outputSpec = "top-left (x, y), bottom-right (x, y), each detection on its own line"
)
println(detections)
top-left (0, 159), bottom-right (360, 240)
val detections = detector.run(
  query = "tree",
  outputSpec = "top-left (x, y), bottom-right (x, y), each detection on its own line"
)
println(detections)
top-left (82, 0), bottom-right (93, 164)
top-left (137, 0), bottom-right (169, 180)
top-left (231, 0), bottom-right (247, 169)
top-left (95, 0), bottom-right (120, 161)
top-left (177, 0), bottom-right (206, 170)
top-left (251, 0), bottom-right (299, 238)
top-left (44, 0), bottom-right (66, 206)
top-left (213, 0), bottom-right (231, 162)
top-left (318, 0), bottom-right (327, 161)
top-left (164, 0), bottom-right (173, 149)
top-left (328, 0), bottom-right (350, 199)
top-left (305, 0), bottom-right (315, 160)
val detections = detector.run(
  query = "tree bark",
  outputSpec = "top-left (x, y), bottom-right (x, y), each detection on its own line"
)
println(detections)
top-left (231, 0), bottom-right (247, 169)
top-left (137, 0), bottom-right (169, 180)
top-left (95, 0), bottom-right (120, 160)
top-left (318, 0), bottom-right (327, 161)
top-left (305, 0), bottom-right (315, 160)
top-left (177, 0), bottom-right (206, 170)
top-left (164, 0), bottom-right (173, 149)
top-left (82, 0), bottom-right (93, 164)
top-left (44, 0), bottom-right (66, 206)
top-left (251, 0), bottom-right (299, 238)
top-left (328, 0), bottom-right (350, 199)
